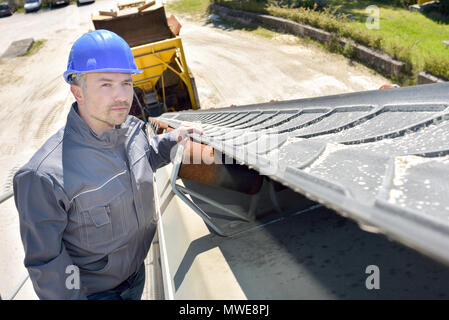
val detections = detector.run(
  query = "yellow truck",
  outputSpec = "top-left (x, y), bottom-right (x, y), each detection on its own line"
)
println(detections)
top-left (91, 1), bottom-right (200, 121)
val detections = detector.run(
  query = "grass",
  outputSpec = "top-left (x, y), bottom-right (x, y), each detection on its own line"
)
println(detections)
top-left (328, 0), bottom-right (449, 81)
top-left (25, 40), bottom-right (47, 56)
top-left (166, 0), bottom-right (211, 17)
top-left (212, 0), bottom-right (449, 84)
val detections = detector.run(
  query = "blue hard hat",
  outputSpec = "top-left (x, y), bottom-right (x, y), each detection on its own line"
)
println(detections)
top-left (63, 29), bottom-right (143, 83)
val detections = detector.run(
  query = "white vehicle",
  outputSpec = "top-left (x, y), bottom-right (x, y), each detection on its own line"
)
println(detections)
top-left (24, 0), bottom-right (42, 13)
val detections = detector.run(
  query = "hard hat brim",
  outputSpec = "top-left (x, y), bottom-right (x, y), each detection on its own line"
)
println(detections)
top-left (64, 68), bottom-right (143, 84)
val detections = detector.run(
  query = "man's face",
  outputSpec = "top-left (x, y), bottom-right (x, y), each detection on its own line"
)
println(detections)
top-left (72, 72), bottom-right (134, 135)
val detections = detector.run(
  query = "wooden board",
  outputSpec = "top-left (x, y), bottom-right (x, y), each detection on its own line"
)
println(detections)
top-left (117, 0), bottom-right (145, 10)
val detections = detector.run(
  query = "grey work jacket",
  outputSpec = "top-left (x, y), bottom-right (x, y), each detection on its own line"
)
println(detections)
top-left (13, 102), bottom-right (179, 299)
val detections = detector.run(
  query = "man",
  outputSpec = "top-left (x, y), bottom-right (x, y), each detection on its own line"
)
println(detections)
top-left (13, 29), bottom-right (203, 300)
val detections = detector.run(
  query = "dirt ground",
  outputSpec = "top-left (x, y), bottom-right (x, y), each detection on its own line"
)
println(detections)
top-left (0, 0), bottom-right (390, 299)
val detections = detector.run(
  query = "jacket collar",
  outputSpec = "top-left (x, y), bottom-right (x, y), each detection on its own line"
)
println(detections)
top-left (66, 102), bottom-right (142, 148)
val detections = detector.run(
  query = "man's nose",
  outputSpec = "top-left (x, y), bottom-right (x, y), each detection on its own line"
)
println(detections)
top-left (114, 85), bottom-right (131, 103)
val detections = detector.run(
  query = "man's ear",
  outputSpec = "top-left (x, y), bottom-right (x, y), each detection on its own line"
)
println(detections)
top-left (70, 84), bottom-right (84, 104)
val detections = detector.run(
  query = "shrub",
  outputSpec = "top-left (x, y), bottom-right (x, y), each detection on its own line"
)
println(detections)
top-left (424, 54), bottom-right (449, 80)
top-left (342, 38), bottom-right (355, 58)
top-left (440, 0), bottom-right (449, 15)
top-left (269, 0), bottom-right (328, 9)
top-left (397, 0), bottom-right (418, 7)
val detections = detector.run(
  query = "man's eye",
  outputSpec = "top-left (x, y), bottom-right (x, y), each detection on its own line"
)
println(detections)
top-left (102, 83), bottom-right (111, 87)
top-left (124, 82), bottom-right (132, 86)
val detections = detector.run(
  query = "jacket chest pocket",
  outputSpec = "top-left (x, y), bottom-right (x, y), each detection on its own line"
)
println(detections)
top-left (75, 177), bottom-right (128, 247)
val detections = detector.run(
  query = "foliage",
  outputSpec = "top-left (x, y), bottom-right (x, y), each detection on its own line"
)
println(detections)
top-left (440, 0), bottom-right (449, 15)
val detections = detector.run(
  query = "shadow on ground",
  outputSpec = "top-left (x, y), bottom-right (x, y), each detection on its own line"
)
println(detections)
top-left (174, 187), bottom-right (449, 299)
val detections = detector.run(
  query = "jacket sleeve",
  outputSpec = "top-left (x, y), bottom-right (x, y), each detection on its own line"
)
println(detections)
top-left (13, 169), bottom-right (87, 300)
top-left (147, 128), bottom-right (180, 171)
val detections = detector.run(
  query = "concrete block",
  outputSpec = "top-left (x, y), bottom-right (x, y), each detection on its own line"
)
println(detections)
top-left (417, 71), bottom-right (447, 85)
top-left (1, 38), bottom-right (35, 59)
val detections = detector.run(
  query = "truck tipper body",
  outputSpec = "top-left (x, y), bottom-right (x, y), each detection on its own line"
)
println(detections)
top-left (91, 1), bottom-right (200, 120)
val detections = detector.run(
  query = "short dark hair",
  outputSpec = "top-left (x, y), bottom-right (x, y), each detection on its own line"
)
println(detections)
top-left (70, 73), bottom-right (85, 88)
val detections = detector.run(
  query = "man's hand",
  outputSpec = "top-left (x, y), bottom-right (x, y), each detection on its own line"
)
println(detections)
top-left (176, 122), bottom-right (204, 143)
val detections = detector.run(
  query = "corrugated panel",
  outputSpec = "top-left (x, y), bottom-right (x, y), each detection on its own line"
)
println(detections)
top-left (152, 82), bottom-right (449, 266)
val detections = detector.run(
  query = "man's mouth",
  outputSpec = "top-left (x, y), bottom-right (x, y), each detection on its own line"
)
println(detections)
top-left (111, 106), bottom-right (129, 112)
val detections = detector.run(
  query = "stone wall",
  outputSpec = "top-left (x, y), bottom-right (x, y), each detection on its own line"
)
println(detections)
top-left (417, 71), bottom-right (447, 85)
